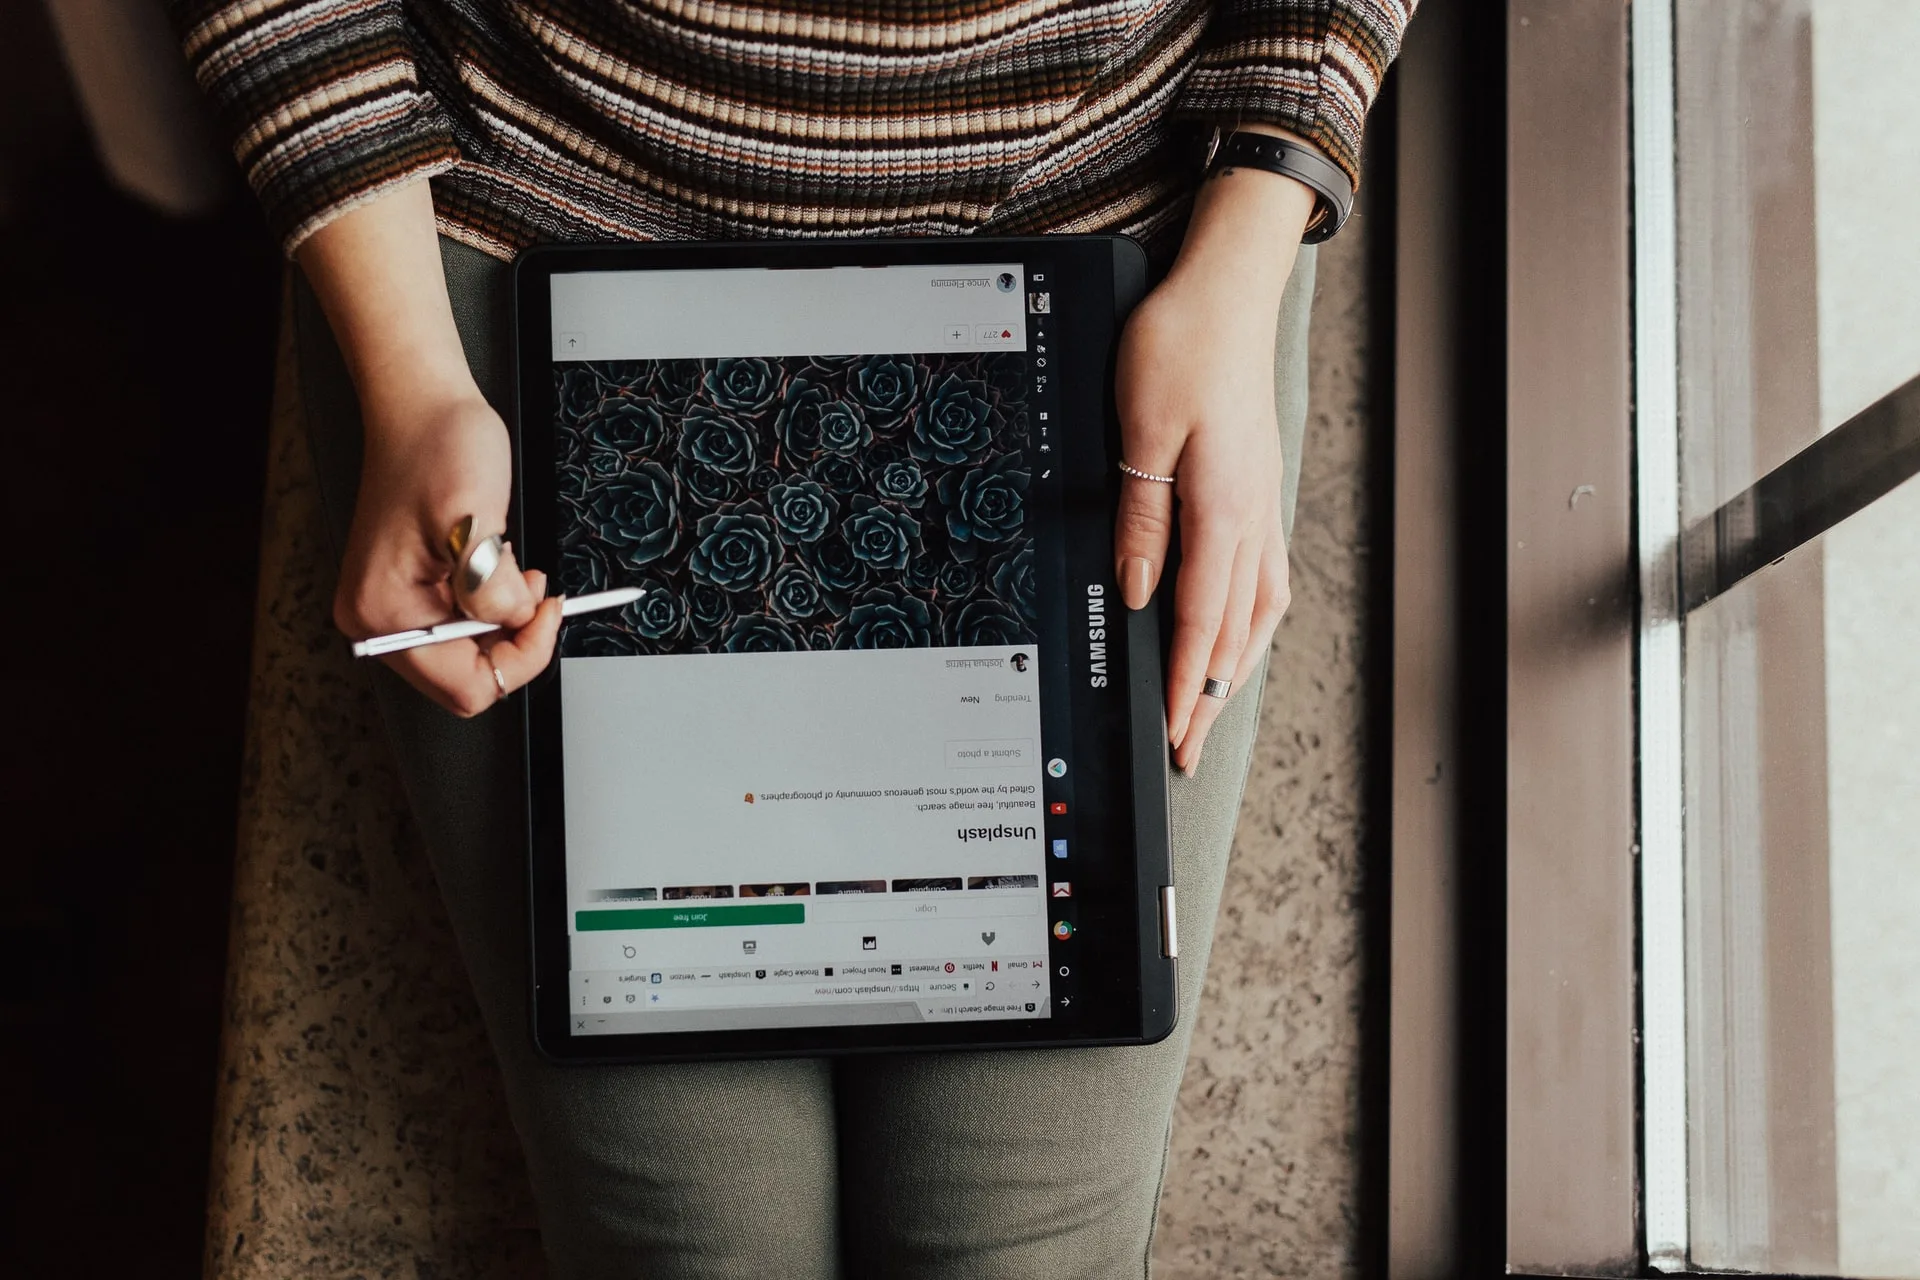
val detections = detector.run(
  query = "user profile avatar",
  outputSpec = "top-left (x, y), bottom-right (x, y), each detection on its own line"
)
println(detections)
top-left (1028, 291), bottom-right (1051, 314)
top-left (996, 271), bottom-right (1017, 292)
top-left (1009, 652), bottom-right (1030, 672)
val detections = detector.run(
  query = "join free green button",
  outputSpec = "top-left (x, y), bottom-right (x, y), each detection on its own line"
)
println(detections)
top-left (574, 902), bottom-right (805, 931)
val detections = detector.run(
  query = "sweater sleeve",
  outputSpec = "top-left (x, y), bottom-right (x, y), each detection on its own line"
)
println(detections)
top-left (171, 0), bottom-right (461, 255)
top-left (1173, 0), bottom-right (1416, 191)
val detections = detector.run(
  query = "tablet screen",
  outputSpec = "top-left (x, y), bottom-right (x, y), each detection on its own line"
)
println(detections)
top-left (544, 262), bottom-right (1088, 1036)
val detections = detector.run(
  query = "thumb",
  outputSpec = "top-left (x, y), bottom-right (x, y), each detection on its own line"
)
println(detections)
top-left (1114, 469), bottom-right (1176, 611)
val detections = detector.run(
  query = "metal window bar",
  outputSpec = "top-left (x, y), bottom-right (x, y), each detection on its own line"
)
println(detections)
top-left (1680, 374), bottom-right (1920, 613)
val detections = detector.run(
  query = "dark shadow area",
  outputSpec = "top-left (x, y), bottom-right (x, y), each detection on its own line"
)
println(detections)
top-left (1356, 64), bottom-right (1398, 1280)
top-left (1451, 1), bottom-right (1510, 1270)
top-left (0, 11), bottom-right (279, 1268)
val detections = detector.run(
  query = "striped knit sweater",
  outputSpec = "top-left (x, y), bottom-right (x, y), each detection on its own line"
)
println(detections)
top-left (173, 0), bottom-right (1414, 261)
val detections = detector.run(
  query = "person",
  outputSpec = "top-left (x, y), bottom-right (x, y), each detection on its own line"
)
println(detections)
top-left (176, 0), bottom-right (1411, 1273)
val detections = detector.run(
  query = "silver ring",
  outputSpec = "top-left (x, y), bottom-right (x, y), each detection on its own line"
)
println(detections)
top-left (1117, 460), bottom-right (1175, 485)
top-left (449, 515), bottom-right (506, 597)
top-left (490, 658), bottom-right (508, 700)
top-left (461, 534), bottom-right (506, 596)
top-left (1202, 677), bottom-right (1232, 700)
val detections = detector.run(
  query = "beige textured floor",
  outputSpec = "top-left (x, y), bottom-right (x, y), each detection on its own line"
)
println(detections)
top-left (205, 222), bottom-right (1373, 1277)
top-left (206, 312), bottom-right (545, 1280)
top-left (1151, 218), bottom-right (1373, 1278)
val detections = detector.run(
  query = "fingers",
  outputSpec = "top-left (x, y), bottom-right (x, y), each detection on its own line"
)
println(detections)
top-left (479, 590), bottom-right (564, 691)
top-left (455, 537), bottom-right (538, 628)
top-left (1114, 471), bottom-right (1177, 611)
top-left (383, 571), bottom-right (562, 717)
top-left (1232, 518), bottom-right (1292, 692)
top-left (1172, 534), bottom-right (1261, 774)
top-left (1164, 506), bottom-right (1238, 755)
top-left (385, 634), bottom-right (498, 716)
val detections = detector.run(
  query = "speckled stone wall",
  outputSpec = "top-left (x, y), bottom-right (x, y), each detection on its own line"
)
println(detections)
top-left (205, 220), bottom-right (1374, 1277)
top-left (1150, 213), bottom-right (1374, 1279)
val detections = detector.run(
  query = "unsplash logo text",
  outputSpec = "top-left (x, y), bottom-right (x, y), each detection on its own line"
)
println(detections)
top-left (956, 824), bottom-right (1038, 843)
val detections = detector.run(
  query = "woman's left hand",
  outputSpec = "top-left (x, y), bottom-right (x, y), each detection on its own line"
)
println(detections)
top-left (1113, 152), bottom-right (1317, 773)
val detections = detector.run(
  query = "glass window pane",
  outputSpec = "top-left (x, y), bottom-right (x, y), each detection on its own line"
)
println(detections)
top-left (1661, 3), bottom-right (1920, 1271)
top-left (1682, 473), bottom-right (1920, 1277)
top-left (1674, 0), bottom-right (1920, 521)
top-left (1824, 474), bottom-right (1920, 1276)
top-left (1814, 0), bottom-right (1920, 432)
top-left (1674, 0), bottom-right (1821, 523)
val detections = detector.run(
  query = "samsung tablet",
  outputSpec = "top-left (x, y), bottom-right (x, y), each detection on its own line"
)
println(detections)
top-left (512, 237), bottom-right (1170, 1063)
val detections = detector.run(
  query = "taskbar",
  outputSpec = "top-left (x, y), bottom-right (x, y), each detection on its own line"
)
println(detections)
top-left (567, 954), bottom-right (1053, 1035)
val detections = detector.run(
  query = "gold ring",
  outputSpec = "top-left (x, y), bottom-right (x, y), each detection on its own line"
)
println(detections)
top-left (448, 514), bottom-right (477, 558)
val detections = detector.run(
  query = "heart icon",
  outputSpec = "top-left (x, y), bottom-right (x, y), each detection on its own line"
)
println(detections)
top-left (981, 931), bottom-right (996, 945)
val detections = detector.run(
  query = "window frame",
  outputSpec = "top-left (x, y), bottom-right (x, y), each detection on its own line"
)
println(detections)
top-left (1383, 0), bottom-right (1640, 1273)
top-left (1382, 2), bottom-right (1920, 1276)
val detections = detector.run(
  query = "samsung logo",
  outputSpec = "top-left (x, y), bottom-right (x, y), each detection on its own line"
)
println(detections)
top-left (1087, 584), bottom-right (1108, 688)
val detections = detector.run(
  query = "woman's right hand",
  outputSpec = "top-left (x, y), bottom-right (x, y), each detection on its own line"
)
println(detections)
top-left (297, 179), bottom-right (561, 716)
top-left (333, 387), bottom-right (562, 716)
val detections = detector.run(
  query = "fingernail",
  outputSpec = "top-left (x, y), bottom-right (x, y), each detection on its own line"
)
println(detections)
top-left (1173, 743), bottom-right (1201, 776)
top-left (1121, 557), bottom-right (1153, 610)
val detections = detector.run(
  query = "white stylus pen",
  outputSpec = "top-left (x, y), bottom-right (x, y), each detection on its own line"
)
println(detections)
top-left (351, 587), bottom-right (646, 658)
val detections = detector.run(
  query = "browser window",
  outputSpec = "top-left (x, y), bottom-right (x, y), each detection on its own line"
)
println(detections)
top-left (547, 264), bottom-right (1073, 1035)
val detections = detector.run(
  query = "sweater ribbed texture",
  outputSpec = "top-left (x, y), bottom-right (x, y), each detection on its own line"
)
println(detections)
top-left (173, 0), bottom-right (1414, 259)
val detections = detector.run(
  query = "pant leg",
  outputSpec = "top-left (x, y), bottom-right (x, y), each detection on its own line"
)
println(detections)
top-left (292, 236), bottom-right (842, 1280)
top-left (834, 247), bottom-right (1318, 1280)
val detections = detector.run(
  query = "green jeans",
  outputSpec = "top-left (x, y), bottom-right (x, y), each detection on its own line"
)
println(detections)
top-left (294, 236), bottom-right (1315, 1279)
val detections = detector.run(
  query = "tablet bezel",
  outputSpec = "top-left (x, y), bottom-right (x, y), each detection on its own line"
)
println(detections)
top-left (512, 237), bottom-right (1171, 1063)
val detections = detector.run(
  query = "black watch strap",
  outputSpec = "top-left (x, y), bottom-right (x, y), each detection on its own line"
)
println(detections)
top-left (1204, 129), bottom-right (1354, 244)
